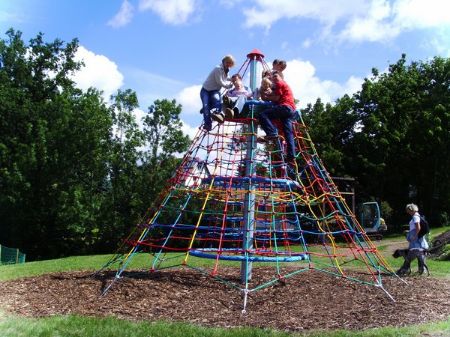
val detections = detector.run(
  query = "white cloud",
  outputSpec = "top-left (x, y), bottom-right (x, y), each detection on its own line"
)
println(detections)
top-left (242, 0), bottom-right (450, 44)
top-left (132, 107), bottom-right (147, 129)
top-left (284, 59), bottom-right (363, 108)
top-left (176, 85), bottom-right (203, 137)
top-left (339, 0), bottom-right (400, 42)
top-left (243, 0), bottom-right (368, 29)
top-left (344, 76), bottom-right (365, 96)
top-left (177, 85), bottom-right (202, 115)
top-left (72, 46), bottom-right (124, 101)
top-left (139, 0), bottom-right (198, 25)
top-left (181, 120), bottom-right (200, 139)
top-left (339, 0), bottom-right (450, 42)
top-left (107, 0), bottom-right (135, 28)
top-left (393, 0), bottom-right (450, 29)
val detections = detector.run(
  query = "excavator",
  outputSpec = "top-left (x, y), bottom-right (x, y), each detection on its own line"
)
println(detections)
top-left (360, 201), bottom-right (387, 240)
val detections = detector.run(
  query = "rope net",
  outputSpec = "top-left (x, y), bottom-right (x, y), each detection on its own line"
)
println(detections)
top-left (100, 50), bottom-right (397, 309)
top-left (101, 103), bottom-right (396, 309)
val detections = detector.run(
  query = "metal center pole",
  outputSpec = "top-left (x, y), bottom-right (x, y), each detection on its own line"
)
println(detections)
top-left (240, 51), bottom-right (261, 284)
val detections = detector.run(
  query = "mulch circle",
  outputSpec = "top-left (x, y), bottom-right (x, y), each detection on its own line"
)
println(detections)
top-left (1, 267), bottom-right (449, 332)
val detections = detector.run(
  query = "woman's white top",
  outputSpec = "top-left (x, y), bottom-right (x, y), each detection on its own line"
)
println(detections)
top-left (409, 212), bottom-right (420, 231)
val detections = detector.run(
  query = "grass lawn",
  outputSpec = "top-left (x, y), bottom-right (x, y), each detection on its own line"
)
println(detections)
top-left (1, 227), bottom-right (449, 337)
top-left (0, 313), bottom-right (449, 337)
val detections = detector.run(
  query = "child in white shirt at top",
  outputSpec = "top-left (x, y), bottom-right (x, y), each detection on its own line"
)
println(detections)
top-left (219, 73), bottom-right (253, 120)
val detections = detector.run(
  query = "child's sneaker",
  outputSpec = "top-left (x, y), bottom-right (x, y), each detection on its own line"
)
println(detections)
top-left (210, 111), bottom-right (224, 123)
top-left (202, 123), bottom-right (212, 132)
top-left (225, 108), bottom-right (234, 119)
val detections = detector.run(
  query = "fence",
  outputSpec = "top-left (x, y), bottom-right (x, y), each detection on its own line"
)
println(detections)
top-left (0, 244), bottom-right (26, 265)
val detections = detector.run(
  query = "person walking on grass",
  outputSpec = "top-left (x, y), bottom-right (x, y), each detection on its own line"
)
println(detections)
top-left (396, 203), bottom-right (429, 275)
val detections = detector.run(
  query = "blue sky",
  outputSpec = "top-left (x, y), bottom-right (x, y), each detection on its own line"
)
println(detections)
top-left (1, 0), bottom-right (450, 137)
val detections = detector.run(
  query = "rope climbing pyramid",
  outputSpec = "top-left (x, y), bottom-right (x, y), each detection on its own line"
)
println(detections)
top-left (100, 50), bottom-right (397, 311)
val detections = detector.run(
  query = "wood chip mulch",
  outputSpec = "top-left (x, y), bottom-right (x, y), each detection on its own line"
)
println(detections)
top-left (1, 268), bottom-right (449, 332)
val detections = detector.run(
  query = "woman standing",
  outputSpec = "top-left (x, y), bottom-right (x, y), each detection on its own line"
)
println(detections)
top-left (397, 203), bottom-right (429, 275)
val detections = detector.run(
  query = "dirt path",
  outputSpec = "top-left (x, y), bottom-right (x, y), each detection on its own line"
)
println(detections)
top-left (377, 239), bottom-right (409, 253)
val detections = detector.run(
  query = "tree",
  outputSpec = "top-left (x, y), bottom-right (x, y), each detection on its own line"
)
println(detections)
top-left (95, 89), bottom-right (147, 251)
top-left (0, 29), bottom-right (116, 258)
top-left (302, 96), bottom-right (358, 177)
top-left (138, 99), bottom-right (191, 212)
top-left (305, 55), bottom-right (450, 228)
top-left (0, 30), bottom-right (193, 259)
top-left (351, 55), bottom-right (450, 225)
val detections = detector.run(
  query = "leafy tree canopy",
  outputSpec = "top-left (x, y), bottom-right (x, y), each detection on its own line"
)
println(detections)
top-left (0, 30), bottom-right (191, 259)
top-left (302, 54), bottom-right (450, 227)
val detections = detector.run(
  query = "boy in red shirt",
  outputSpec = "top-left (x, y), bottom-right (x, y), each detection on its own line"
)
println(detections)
top-left (258, 71), bottom-right (296, 163)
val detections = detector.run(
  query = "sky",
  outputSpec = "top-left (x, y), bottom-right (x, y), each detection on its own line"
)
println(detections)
top-left (1, 0), bottom-right (450, 138)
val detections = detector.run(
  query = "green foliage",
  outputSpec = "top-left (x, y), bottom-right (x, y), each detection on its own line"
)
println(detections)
top-left (437, 244), bottom-right (450, 261)
top-left (302, 96), bottom-right (358, 176)
top-left (96, 89), bottom-right (144, 251)
top-left (137, 99), bottom-right (190, 212)
top-left (303, 54), bottom-right (450, 228)
top-left (0, 30), bottom-right (191, 259)
top-left (0, 29), bottom-right (110, 258)
top-left (143, 98), bottom-right (190, 160)
top-left (439, 212), bottom-right (449, 227)
top-left (379, 201), bottom-right (393, 221)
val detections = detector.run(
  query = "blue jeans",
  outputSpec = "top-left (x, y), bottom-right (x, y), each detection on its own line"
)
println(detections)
top-left (200, 87), bottom-right (221, 130)
top-left (258, 105), bottom-right (296, 160)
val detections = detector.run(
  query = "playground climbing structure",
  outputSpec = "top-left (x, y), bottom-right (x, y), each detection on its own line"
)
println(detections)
top-left (101, 50), bottom-right (397, 311)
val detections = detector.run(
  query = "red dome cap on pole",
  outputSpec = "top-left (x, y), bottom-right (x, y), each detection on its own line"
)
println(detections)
top-left (247, 49), bottom-right (264, 60)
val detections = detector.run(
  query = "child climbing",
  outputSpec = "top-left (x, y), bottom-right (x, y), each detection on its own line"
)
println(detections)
top-left (200, 55), bottom-right (235, 131)
top-left (259, 77), bottom-right (273, 101)
top-left (221, 73), bottom-right (253, 120)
